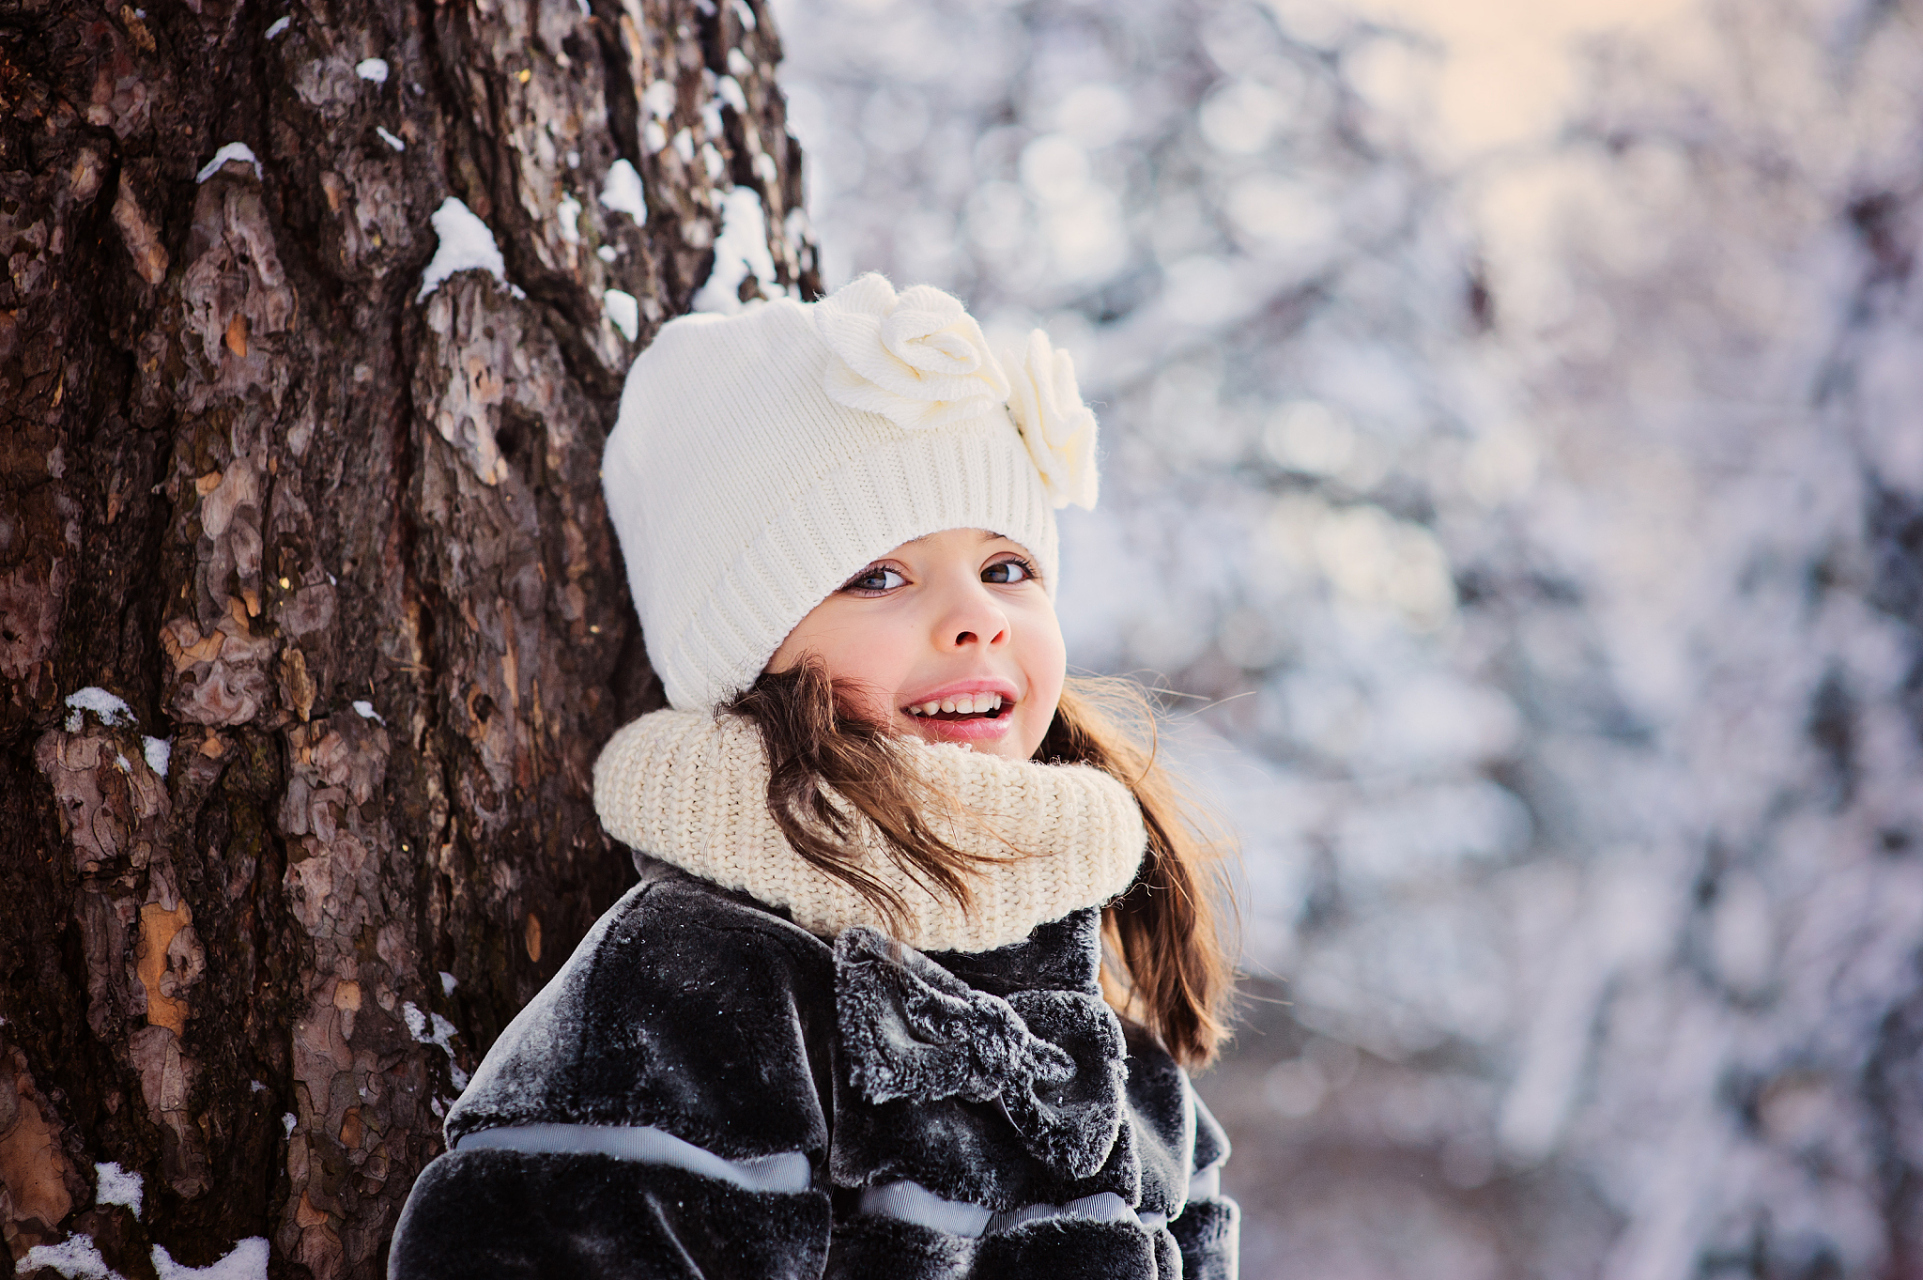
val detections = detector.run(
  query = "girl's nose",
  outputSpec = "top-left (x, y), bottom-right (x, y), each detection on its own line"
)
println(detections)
top-left (935, 580), bottom-right (1010, 651)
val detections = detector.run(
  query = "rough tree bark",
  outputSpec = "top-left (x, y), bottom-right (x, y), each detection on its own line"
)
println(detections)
top-left (0, 0), bottom-right (817, 1272)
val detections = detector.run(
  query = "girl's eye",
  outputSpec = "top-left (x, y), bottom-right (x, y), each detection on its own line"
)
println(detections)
top-left (982, 558), bottom-right (1035, 585)
top-left (843, 564), bottom-right (907, 593)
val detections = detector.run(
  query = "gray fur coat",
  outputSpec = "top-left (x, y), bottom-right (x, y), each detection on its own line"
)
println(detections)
top-left (387, 857), bottom-right (1239, 1278)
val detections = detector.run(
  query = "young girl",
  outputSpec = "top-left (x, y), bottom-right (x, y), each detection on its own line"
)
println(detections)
top-left (388, 275), bottom-right (1240, 1279)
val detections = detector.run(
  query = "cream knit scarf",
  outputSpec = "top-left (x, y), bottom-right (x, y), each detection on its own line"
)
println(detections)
top-left (592, 709), bottom-right (1148, 954)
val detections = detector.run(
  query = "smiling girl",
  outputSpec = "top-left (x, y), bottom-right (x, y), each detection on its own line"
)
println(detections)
top-left (389, 276), bottom-right (1239, 1279)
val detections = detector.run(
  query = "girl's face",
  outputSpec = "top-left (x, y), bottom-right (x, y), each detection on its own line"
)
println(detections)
top-left (767, 528), bottom-right (1066, 761)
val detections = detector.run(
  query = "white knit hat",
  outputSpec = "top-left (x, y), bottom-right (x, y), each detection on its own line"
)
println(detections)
top-left (603, 274), bottom-right (1101, 711)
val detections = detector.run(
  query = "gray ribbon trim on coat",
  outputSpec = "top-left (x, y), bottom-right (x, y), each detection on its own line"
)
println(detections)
top-left (834, 926), bottom-right (1127, 1181)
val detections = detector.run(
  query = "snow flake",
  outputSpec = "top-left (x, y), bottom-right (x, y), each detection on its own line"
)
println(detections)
top-left (194, 143), bottom-right (261, 185)
top-left (20, 1235), bottom-right (118, 1280)
top-left (355, 58), bottom-right (389, 84)
top-left (556, 192), bottom-right (583, 245)
top-left (375, 126), bottom-right (405, 152)
top-left (417, 198), bottom-right (509, 300)
top-left (151, 1238), bottom-right (269, 1280)
top-left (643, 80), bottom-right (677, 120)
top-left (604, 289), bottom-right (640, 341)
top-left (351, 699), bottom-right (385, 725)
top-left (600, 159), bottom-right (646, 224)
top-left (95, 1162), bottom-right (144, 1216)
top-left (65, 687), bottom-right (134, 732)
top-left (692, 186), bottom-right (782, 314)
top-left (403, 1001), bottom-right (470, 1091)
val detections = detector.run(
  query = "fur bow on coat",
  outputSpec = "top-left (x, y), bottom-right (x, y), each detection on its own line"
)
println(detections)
top-left (387, 859), bottom-right (1238, 1279)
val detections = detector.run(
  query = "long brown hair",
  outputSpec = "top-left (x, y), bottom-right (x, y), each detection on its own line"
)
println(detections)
top-left (726, 665), bottom-right (1235, 1066)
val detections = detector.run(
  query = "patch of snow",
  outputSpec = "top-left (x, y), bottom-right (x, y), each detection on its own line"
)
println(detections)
top-left (151, 1238), bottom-right (269, 1280)
top-left (264, 15), bottom-right (290, 38)
top-left (692, 186), bottom-right (781, 314)
top-left (597, 244), bottom-right (618, 263)
top-left (716, 75), bottom-right (747, 114)
top-left (114, 753), bottom-right (132, 774)
top-left (65, 687), bottom-right (135, 730)
top-left (375, 126), bottom-right (405, 152)
top-left (556, 192), bottom-right (583, 245)
top-left (643, 80), bottom-right (677, 119)
top-left (417, 198), bottom-right (508, 300)
top-left (575, 0), bottom-right (590, 14)
top-left (195, 143), bottom-right (261, 185)
top-left (351, 699), bottom-right (385, 725)
top-left (355, 57), bottom-right (389, 84)
top-left (20, 1236), bottom-right (119, 1280)
top-left (142, 737), bottom-right (171, 777)
top-left (600, 159), bottom-right (647, 224)
top-left (604, 289), bottom-right (640, 341)
top-left (94, 1162), bottom-right (143, 1216)
top-left (439, 971), bottom-right (458, 995)
top-left (249, 1079), bottom-right (267, 1093)
top-left (403, 1001), bottom-right (470, 1091)
top-left (281, 1113), bottom-right (296, 1137)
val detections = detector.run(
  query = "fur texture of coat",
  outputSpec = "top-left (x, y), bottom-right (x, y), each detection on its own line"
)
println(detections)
top-left (388, 858), bottom-right (1238, 1279)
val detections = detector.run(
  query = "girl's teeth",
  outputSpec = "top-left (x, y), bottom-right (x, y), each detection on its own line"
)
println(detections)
top-left (907, 694), bottom-right (1005, 717)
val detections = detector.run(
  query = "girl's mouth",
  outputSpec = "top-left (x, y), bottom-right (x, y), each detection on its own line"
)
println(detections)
top-left (904, 693), bottom-right (1009, 721)
top-left (899, 691), bottom-right (1015, 743)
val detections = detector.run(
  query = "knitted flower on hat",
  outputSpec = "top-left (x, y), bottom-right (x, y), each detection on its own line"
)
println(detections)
top-left (815, 274), bottom-right (1012, 430)
top-left (1006, 329), bottom-right (1100, 511)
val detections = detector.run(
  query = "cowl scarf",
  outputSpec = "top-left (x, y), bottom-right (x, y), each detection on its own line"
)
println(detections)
top-left (592, 709), bottom-right (1147, 953)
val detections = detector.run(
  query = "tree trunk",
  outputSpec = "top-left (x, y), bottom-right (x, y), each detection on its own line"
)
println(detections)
top-left (0, 0), bottom-right (816, 1272)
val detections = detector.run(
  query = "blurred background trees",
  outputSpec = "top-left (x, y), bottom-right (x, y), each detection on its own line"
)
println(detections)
top-left (768, 0), bottom-right (1923, 1274)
